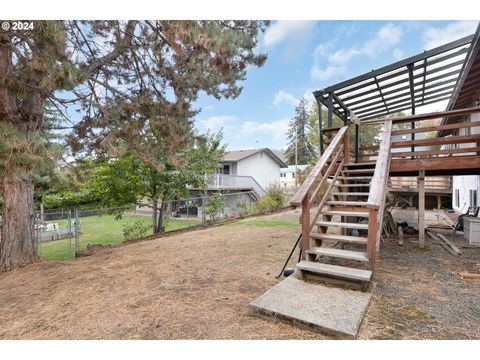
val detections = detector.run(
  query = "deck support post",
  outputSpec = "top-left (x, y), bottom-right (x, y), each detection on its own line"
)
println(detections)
top-left (300, 194), bottom-right (311, 260)
top-left (418, 169), bottom-right (425, 248)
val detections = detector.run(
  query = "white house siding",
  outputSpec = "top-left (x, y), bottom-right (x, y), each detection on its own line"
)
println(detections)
top-left (452, 98), bottom-right (480, 214)
top-left (236, 151), bottom-right (280, 190)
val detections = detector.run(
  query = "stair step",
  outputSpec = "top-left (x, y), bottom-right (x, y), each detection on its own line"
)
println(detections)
top-left (342, 169), bottom-right (375, 173)
top-left (296, 261), bottom-right (372, 282)
top-left (322, 210), bottom-right (370, 217)
top-left (317, 221), bottom-right (368, 230)
top-left (306, 247), bottom-right (369, 262)
top-left (343, 162), bottom-right (375, 167)
top-left (327, 201), bottom-right (369, 206)
top-left (337, 176), bottom-right (372, 181)
top-left (336, 183), bottom-right (371, 187)
top-left (331, 192), bottom-right (370, 196)
top-left (311, 233), bottom-right (368, 244)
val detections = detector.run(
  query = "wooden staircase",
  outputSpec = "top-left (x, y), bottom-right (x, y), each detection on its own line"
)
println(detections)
top-left (290, 121), bottom-right (392, 291)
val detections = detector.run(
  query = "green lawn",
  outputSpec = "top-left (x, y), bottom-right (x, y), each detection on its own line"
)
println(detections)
top-left (39, 214), bottom-right (201, 261)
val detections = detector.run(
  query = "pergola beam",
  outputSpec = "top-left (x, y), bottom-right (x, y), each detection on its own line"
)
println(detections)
top-left (322, 35), bottom-right (473, 93)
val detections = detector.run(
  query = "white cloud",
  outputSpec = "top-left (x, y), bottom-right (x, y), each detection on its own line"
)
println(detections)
top-left (393, 48), bottom-right (404, 61)
top-left (263, 21), bottom-right (314, 47)
top-left (310, 23), bottom-right (403, 82)
top-left (311, 65), bottom-right (347, 81)
top-left (422, 20), bottom-right (478, 50)
top-left (273, 90), bottom-right (299, 108)
top-left (241, 118), bottom-right (290, 140)
top-left (329, 23), bottom-right (403, 65)
top-left (198, 115), bottom-right (236, 132)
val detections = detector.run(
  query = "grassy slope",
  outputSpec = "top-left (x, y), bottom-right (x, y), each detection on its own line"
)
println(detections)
top-left (39, 214), bottom-right (200, 261)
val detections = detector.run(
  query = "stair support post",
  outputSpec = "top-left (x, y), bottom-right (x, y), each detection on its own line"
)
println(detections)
top-left (367, 208), bottom-right (378, 270)
top-left (300, 193), bottom-right (311, 260)
top-left (418, 169), bottom-right (425, 248)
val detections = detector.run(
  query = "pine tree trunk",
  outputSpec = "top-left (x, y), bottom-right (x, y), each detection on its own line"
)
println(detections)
top-left (0, 174), bottom-right (37, 273)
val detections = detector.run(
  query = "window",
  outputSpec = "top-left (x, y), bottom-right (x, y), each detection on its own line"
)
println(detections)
top-left (469, 189), bottom-right (477, 207)
top-left (222, 164), bottom-right (230, 175)
top-left (280, 173), bottom-right (286, 178)
top-left (455, 189), bottom-right (460, 208)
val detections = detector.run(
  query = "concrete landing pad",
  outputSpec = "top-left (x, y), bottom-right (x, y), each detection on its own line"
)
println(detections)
top-left (249, 274), bottom-right (372, 339)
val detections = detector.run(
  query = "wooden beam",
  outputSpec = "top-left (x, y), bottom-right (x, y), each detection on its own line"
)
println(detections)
top-left (367, 208), bottom-right (377, 270)
top-left (391, 120), bottom-right (480, 136)
top-left (300, 195), bottom-right (311, 260)
top-left (362, 106), bottom-right (480, 125)
top-left (418, 169), bottom-right (425, 249)
top-left (367, 120), bottom-right (392, 209)
top-left (389, 156), bottom-right (480, 175)
top-left (391, 134), bottom-right (480, 149)
top-left (390, 146), bottom-right (480, 158)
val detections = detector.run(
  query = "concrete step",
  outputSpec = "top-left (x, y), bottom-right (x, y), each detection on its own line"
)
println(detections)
top-left (322, 210), bottom-right (370, 217)
top-left (306, 247), bottom-right (369, 262)
top-left (331, 192), bottom-right (370, 196)
top-left (311, 232), bottom-right (368, 245)
top-left (327, 200), bottom-right (369, 207)
top-left (317, 221), bottom-right (368, 230)
top-left (296, 260), bottom-right (372, 282)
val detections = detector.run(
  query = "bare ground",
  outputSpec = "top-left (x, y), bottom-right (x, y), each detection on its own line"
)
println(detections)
top-left (0, 211), bottom-right (479, 339)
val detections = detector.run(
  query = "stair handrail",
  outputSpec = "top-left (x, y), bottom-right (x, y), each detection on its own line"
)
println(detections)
top-left (290, 125), bottom-right (349, 261)
top-left (290, 126), bottom-right (348, 207)
top-left (366, 119), bottom-right (392, 269)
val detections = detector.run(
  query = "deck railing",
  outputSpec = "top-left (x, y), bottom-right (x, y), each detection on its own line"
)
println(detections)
top-left (205, 174), bottom-right (265, 197)
top-left (366, 120), bottom-right (392, 269)
top-left (290, 126), bottom-right (349, 260)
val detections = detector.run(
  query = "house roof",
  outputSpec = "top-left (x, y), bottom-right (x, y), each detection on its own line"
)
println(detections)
top-left (314, 33), bottom-right (475, 122)
top-left (221, 148), bottom-right (287, 167)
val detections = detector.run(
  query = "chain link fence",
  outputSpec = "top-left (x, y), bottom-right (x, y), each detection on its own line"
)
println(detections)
top-left (35, 190), bottom-right (267, 261)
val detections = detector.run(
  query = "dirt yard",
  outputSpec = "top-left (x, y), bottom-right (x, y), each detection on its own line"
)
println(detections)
top-left (0, 210), bottom-right (479, 339)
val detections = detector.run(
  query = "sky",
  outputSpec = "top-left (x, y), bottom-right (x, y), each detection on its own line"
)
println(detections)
top-left (194, 20), bottom-right (479, 151)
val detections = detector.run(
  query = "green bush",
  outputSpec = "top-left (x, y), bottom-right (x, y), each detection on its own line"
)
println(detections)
top-left (122, 220), bottom-right (150, 241)
top-left (205, 193), bottom-right (224, 222)
top-left (257, 184), bottom-right (286, 212)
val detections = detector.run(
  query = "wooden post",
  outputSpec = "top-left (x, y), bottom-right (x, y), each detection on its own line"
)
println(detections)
top-left (437, 195), bottom-right (441, 210)
top-left (343, 126), bottom-right (350, 165)
top-left (300, 194), bottom-right (311, 260)
top-left (367, 208), bottom-right (378, 270)
top-left (418, 169), bottom-right (425, 248)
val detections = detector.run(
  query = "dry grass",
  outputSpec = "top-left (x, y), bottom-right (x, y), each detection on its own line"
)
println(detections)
top-left (0, 211), bottom-right (478, 339)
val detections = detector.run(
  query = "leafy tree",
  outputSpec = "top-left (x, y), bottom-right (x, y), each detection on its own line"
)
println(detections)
top-left (82, 131), bottom-right (225, 233)
top-left (0, 20), bottom-right (268, 272)
top-left (285, 99), bottom-right (317, 165)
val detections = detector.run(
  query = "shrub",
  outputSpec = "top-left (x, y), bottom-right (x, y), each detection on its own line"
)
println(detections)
top-left (256, 184), bottom-right (286, 212)
top-left (122, 220), bottom-right (150, 241)
top-left (205, 193), bottom-right (224, 222)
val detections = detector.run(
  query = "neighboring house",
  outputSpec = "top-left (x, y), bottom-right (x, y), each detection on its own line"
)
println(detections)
top-left (279, 165), bottom-right (309, 188)
top-left (214, 148), bottom-right (287, 192)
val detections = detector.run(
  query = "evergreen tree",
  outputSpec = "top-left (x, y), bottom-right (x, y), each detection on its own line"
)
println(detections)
top-left (285, 99), bottom-right (317, 165)
top-left (0, 20), bottom-right (268, 273)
